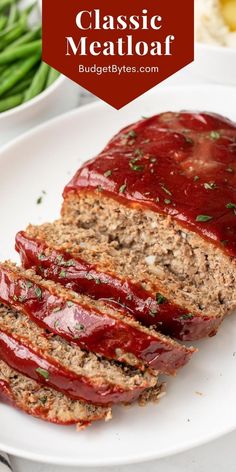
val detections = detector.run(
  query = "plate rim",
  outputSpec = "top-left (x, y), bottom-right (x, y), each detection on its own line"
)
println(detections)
top-left (1, 83), bottom-right (236, 466)
top-left (0, 422), bottom-right (235, 467)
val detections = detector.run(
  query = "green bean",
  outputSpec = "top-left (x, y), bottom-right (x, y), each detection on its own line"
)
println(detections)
top-left (2, 65), bottom-right (37, 96)
top-left (0, 53), bottom-right (40, 96)
top-left (24, 61), bottom-right (49, 102)
top-left (6, 24), bottom-right (41, 49)
top-left (0, 18), bottom-right (28, 50)
top-left (3, 75), bottom-right (32, 96)
top-left (0, 40), bottom-right (41, 64)
top-left (46, 67), bottom-right (60, 87)
top-left (21, 1), bottom-right (37, 16)
top-left (0, 0), bottom-right (15, 14)
top-left (7, 3), bottom-right (19, 27)
top-left (0, 93), bottom-right (23, 112)
top-left (0, 63), bottom-right (6, 73)
top-left (0, 15), bottom-right (7, 31)
top-left (0, 61), bottom-right (19, 78)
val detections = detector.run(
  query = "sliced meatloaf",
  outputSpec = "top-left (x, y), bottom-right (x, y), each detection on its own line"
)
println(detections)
top-left (0, 303), bottom-right (158, 405)
top-left (0, 360), bottom-right (112, 427)
top-left (61, 111), bottom-right (236, 340)
top-left (17, 222), bottom-right (224, 341)
top-left (0, 262), bottom-right (194, 374)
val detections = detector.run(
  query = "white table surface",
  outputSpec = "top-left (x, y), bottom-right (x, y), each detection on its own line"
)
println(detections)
top-left (5, 62), bottom-right (236, 471)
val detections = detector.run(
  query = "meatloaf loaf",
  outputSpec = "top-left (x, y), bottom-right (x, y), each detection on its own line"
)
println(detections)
top-left (0, 360), bottom-right (112, 427)
top-left (61, 111), bottom-right (236, 340)
top-left (16, 222), bottom-right (224, 341)
top-left (0, 303), bottom-right (158, 405)
top-left (0, 262), bottom-right (194, 374)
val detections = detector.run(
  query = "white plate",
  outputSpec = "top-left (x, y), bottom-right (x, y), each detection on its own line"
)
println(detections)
top-left (1, 85), bottom-right (236, 467)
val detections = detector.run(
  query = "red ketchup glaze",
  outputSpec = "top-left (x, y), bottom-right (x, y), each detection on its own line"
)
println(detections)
top-left (16, 231), bottom-right (221, 341)
top-left (0, 379), bottom-right (14, 407)
top-left (0, 329), bottom-right (144, 405)
top-left (64, 111), bottom-right (236, 258)
top-left (0, 265), bottom-right (193, 374)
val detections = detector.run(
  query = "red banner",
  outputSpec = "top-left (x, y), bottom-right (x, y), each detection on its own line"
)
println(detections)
top-left (42, 1), bottom-right (194, 109)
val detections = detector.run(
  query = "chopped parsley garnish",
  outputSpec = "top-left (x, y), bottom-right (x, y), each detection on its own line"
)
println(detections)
top-left (59, 270), bottom-right (67, 278)
top-left (130, 156), bottom-right (140, 163)
top-left (204, 182), bottom-right (216, 190)
top-left (39, 396), bottom-right (48, 404)
top-left (26, 281), bottom-right (33, 289)
top-left (164, 199), bottom-right (171, 205)
top-left (75, 323), bottom-right (85, 331)
top-left (149, 308), bottom-right (158, 317)
top-left (67, 301), bottom-right (74, 308)
top-left (86, 273), bottom-right (102, 284)
top-left (65, 259), bottom-right (75, 267)
top-left (104, 170), bottom-right (112, 178)
top-left (156, 293), bottom-right (166, 305)
top-left (38, 252), bottom-right (46, 261)
top-left (194, 176), bottom-right (200, 182)
top-left (36, 191), bottom-right (46, 205)
top-left (36, 368), bottom-right (49, 380)
top-left (35, 287), bottom-right (42, 299)
top-left (124, 130), bottom-right (137, 140)
top-left (119, 183), bottom-right (127, 194)
top-left (134, 148), bottom-right (144, 157)
top-left (185, 136), bottom-right (193, 144)
top-left (210, 131), bottom-right (220, 140)
top-left (36, 196), bottom-right (42, 205)
top-left (129, 162), bottom-right (144, 172)
top-left (127, 130), bottom-right (137, 139)
top-left (226, 202), bottom-right (236, 209)
top-left (160, 185), bottom-right (172, 196)
top-left (54, 319), bottom-right (60, 328)
top-left (18, 295), bottom-right (26, 303)
top-left (196, 215), bottom-right (213, 222)
top-left (56, 255), bottom-right (63, 263)
top-left (180, 313), bottom-right (194, 320)
top-left (53, 307), bottom-right (61, 313)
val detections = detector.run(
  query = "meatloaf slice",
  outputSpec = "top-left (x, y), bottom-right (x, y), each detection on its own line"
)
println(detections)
top-left (0, 303), bottom-right (158, 405)
top-left (61, 111), bottom-right (236, 340)
top-left (0, 262), bottom-right (194, 374)
top-left (17, 222), bottom-right (223, 341)
top-left (0, 360), bottom-right (111, 427)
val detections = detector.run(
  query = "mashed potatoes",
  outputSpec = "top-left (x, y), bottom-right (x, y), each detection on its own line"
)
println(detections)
top-left (195, 0), bottom-right (236, 47)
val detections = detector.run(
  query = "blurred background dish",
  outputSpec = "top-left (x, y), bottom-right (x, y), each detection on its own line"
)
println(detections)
top-left (0, 74), bottom-right (79, 146)
top-left (193, 0), bottom-right (236, 84)
top-left (0, 0), bottom-right (79, 146)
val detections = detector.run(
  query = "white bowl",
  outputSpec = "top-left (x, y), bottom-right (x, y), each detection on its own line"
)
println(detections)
top-left (193, 42), bottom-right (236, 86)
top-left (0, 75), bottom-right (79, 146)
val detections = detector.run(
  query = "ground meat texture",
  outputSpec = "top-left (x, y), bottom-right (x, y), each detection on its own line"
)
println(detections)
top-left (0, 304), bottom-right (159, 405)
top-left (0, 359), bottom-right (112, 427)
top-left (62, 111), bottom-right (236, 258)
top-left (59, 112), bottom-right (236, 340)
top-left (0, 262), bottom-right (195, 373)
top-left (16, 219), bottom-right (227, 341)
